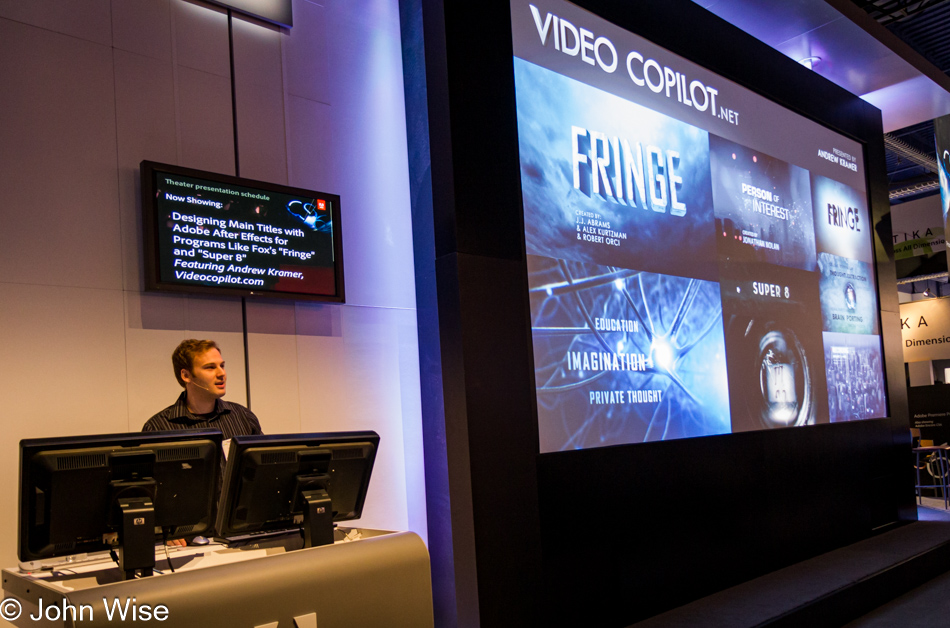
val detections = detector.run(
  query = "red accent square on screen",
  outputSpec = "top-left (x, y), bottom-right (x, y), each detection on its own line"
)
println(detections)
top-left (317, 199), bottom-right (326, 211)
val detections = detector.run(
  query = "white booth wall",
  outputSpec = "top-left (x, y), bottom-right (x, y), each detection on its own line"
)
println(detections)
top-left (0, 0), bottom-right (424, 572)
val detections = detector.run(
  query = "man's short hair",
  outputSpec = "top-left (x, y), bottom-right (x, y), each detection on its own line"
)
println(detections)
top-left (172, 339), bottom-right (221, 388)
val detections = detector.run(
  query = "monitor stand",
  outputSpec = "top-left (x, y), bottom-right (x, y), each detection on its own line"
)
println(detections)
top-left (116, 496), bottom-right (155, 579)
top-left (301, 489), bottom-right (334, 548)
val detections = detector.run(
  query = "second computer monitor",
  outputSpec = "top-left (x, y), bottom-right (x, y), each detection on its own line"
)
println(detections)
top-left (215, 431), bottom-right (379, 547)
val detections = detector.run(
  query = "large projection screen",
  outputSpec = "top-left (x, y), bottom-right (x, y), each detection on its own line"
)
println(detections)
top-left (511, 0), bottom-right (887, 453)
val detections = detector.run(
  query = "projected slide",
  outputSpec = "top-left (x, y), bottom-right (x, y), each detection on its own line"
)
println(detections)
top-left (817, 254), bottom-right (878, 335)
top-left (510, 0), bottom-right (886, 452)
top-left (719, 262), bottom-right (827, 431)
top-left (151, 170), bottom-right (338, 297)
top-left (812, 175), bottom-right (872, 263)
top-left (514, 58), bottom-right (717, 282)
top-left (527, 254), bottom-right (730, 451)
top-left (710, 136), bottom-right (816, 271)
top-left (823, 332), bottom-right (887, 423)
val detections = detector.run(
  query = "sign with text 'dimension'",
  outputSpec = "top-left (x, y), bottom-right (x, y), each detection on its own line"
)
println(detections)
top-left (901, 297), bottom-right (950, 362)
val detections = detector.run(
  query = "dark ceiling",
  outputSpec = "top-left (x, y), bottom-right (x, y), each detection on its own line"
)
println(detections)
top-left (851, 0), bottom-right (950, 202)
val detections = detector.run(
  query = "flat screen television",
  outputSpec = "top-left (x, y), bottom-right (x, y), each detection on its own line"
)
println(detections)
top-left (215, 431), bottom-right (379, 548)
top-left (19, 429), bottom-right (222, 578)
top-left (511, 0), bottom-right (889, 452)
top-left (142, 161), bottom-right (344, 302)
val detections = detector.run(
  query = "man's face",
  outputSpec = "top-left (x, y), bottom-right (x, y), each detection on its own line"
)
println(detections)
top-left (183, 348), bottom-right (227, 399)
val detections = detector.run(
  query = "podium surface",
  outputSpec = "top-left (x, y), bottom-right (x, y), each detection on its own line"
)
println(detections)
top-left (2, 530), bottom-right (433, 628)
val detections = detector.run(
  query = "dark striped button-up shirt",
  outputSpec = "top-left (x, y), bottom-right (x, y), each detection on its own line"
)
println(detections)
top-left (143, 391), bottom-right (263, 439)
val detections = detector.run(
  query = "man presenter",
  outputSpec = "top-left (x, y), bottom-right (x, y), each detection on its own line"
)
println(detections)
top-left (144, 339), bottom-right (262, 440)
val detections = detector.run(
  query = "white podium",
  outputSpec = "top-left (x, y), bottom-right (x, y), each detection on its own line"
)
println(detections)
top-left (2, 530), bottom-right (433, 628)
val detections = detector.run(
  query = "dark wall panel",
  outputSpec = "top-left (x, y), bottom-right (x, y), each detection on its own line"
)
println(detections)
top-left (536, 419), bottom-right (911, 625)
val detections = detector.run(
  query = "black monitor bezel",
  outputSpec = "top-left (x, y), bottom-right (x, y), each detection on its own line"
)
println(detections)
top-left (18, 428), bottom-right (223, 563)
top-left (141, 160), bottom-right (346, 303)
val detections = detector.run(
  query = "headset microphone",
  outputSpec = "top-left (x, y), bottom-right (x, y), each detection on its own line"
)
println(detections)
top-left (189, 380), bottom-right (224, 394)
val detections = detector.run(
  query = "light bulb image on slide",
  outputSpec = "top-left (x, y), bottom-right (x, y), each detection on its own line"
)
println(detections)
top-left (752, 326), bottom-right (813, 429)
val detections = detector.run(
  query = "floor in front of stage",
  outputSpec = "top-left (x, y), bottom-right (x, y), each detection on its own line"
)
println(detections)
top-left (632, 500), bottom-right (950, 627)
top-left (846, 500), bottom-right (950, 627)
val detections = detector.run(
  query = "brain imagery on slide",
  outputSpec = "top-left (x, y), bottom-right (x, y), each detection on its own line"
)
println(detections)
top-left (511, 0), bottom-right (887, 452)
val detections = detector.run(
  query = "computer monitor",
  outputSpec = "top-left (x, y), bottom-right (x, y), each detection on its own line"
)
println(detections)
top-left (19, 429), bottom-right (222, 578)
top-left (215, 431), bottom-right (380, 548)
